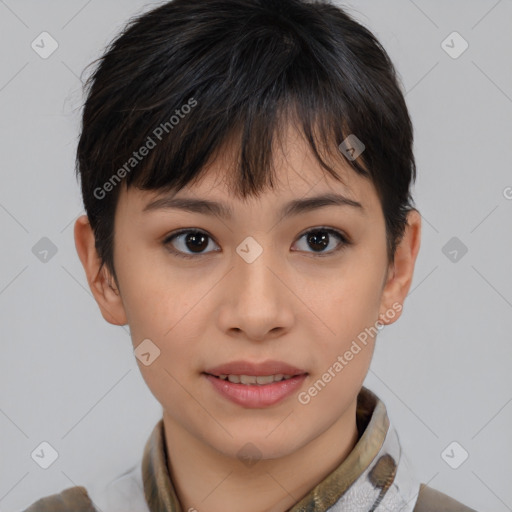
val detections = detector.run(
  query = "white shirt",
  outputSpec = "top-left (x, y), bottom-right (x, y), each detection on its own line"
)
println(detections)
top-left (88, 462), bottom-right (151, 512)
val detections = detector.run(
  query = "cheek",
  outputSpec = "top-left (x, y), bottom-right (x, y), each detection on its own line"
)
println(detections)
top-left (301, 270), bottom-right (381, 412)
top-left (116, 254), bottom-right (212, 379)
top-left (321, 262), bottom-right (384, 329)
top-left (302, 256), bottom-right (386, 366)
top-left (115, 245), bottom-right (200, 336)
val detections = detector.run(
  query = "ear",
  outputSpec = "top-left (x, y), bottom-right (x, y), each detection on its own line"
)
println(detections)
top-left (74, 215), bottom-right (128, 326)
top-left (378, 209), bottom-right (421, 326)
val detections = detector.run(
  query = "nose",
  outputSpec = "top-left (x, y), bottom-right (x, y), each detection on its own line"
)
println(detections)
top-left (216, 244), bottom-right (295, 342)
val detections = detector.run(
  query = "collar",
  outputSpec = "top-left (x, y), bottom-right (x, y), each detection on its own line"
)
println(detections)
top-left (141, 386), bottom-right (420, 511)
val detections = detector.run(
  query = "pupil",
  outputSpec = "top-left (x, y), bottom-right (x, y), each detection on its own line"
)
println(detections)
top-left (186, 232), bottom-right (208, 252)
top-left (308, 231), bottom-right (328, 251)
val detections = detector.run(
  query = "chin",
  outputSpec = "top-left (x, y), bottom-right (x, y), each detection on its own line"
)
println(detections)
top-left (209, 432), bottom-right (304, 462)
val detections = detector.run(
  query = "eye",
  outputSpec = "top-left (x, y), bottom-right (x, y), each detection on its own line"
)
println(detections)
top-left (163, 229), bottom-right (220, 259)
top-left (292, 227), bottom-right (350, 256)
top-left (163, 226), bottom-right (350, 260)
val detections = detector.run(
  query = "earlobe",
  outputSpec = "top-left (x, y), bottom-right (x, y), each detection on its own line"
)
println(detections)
top-left (73, 215), bottom-right (128, 326)
top-left (378, 209), bottom-right (422, 325)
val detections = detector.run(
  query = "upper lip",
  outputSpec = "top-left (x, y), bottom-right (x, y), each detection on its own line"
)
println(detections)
top-left (204, 360), bottom-right (307, 377)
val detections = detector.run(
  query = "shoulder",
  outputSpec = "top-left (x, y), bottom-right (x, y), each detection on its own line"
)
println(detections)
top-left (21, 486), bottom-right (96, 512)
top-left (21, 463), bottom-right (148, 512)
top-left (413, 483), bottom-right (478, 512)
top-left (88, 462), bottom-right (151, 512)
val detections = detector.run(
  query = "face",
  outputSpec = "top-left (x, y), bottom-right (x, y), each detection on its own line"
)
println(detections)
top-left (76, 122), bottom-right (420, 462)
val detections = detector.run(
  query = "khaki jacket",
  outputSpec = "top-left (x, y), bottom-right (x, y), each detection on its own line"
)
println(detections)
top-left (22, 387), bottom-right (478, 512)
top-left (22, 484), bottom-right (477, 511)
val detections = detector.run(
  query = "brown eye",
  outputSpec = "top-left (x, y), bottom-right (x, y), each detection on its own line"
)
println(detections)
top-left (293, 227), bottom-right (350, 255)
top-left (182, 232), bottom-right (209, 252)
top-left (306, 231), bottom-right (330, 251)
top-left (163, 229), bottom-right (220, 259)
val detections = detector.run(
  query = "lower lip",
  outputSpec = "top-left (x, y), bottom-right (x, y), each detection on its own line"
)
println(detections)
top-left (204, 373), bottom-right (307, 408)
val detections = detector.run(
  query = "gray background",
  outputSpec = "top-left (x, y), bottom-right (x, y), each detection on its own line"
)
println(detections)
top-left (1, 1), bottom-right (511, 510)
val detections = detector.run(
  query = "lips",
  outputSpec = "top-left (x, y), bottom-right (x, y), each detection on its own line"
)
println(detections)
top-left (204, 360), bottom-right (307, 378)
top-left (203, 360), bottom-right (308, 407)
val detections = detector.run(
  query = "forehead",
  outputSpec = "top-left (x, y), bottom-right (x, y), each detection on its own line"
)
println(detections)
top-left (117, 121), bottom-right (378, 215)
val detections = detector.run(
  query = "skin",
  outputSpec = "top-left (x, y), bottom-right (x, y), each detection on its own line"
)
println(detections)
top-left (75, 122), bottom-right (421, 512)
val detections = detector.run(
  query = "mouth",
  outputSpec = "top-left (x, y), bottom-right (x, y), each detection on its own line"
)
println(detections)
top-left (203, 359), bottom-right (307, 382)
top-left (206, 373), bottom-right (299, 385)
top-left (202, 360), bottom-right (308, 407)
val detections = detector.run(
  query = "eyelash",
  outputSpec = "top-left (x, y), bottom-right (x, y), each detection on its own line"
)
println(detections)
top-left (162, 227), bottom-right (351, 260)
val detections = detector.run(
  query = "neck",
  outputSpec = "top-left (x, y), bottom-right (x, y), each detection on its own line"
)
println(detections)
top-left (162, 399), bottom-right (360, 512)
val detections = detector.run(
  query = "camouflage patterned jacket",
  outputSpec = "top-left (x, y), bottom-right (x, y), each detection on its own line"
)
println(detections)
top-left (22, 387), bottom-right (478, 512)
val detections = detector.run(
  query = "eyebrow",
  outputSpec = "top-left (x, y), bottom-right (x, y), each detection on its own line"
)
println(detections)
top-left (142, 192), bottom-right (364, 220)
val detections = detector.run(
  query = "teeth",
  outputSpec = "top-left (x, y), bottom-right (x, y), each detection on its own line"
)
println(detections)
top-left (256, 375), bottom-right (274, 385)
top-left (240, 375), bottom-right (256, 384)
top-left (217, 374), bottom-right (294, 385)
